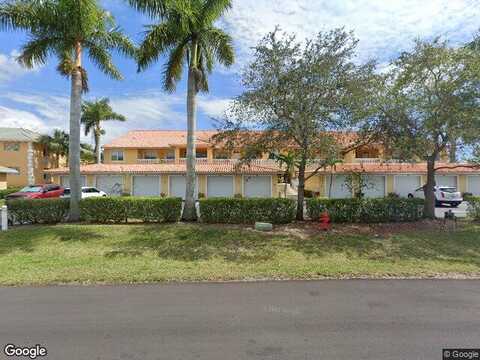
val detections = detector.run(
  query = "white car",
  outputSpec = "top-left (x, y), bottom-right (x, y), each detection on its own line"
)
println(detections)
top-left (413, 186), bottom-right (463, 207)
top-left (61, 187), bottom-right (107, 199)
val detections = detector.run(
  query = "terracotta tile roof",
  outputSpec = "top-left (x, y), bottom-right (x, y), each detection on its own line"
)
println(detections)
top-left (308, 162), bottom-right (480, 174)
top-left (44, 160), bottom-right (283, 175)
top-left (103, 130), bottom-right (218, 149)
top-left (0, 127), bottom-right (41, 142)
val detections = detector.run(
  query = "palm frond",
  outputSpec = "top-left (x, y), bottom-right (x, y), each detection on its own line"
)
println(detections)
top-left (163, 40), bottom-right (188, 92)
top-left (200, 0), bottom-right (232, 26)
top-left (202, 27), bottom-right (234, 67)
top-left (17, 35), bottom-right (57, 68)
top-left (86, 42), bottom-right (122, 80)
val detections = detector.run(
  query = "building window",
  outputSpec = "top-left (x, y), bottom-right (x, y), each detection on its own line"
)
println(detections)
top-left (214, 150), bottom-right (230, 159)
top-left (196, 149), bottom-right (208, 159)
top-left (143, 151), bottom-right (157, 160)
top-left (3, 142), bottom-right (20, 152)
top-left (165, 150), bottom-right (175, 160)
top-left (355, 146), bottom-right (380, 159)
top-left (111, 150), bottom-right (124, 161)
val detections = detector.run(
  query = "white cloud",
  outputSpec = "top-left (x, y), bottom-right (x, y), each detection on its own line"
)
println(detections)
top-left (221, 0), bottom-right (480, 70)
top-left (0, 106), bottom-right (48, 132)
top-left (197, 96), bottom-right (233, 119)
top-left (0, 50), bottom-right (39, 83)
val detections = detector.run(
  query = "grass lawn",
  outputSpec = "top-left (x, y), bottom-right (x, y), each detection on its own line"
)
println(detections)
top-left (0, 221), bottom-right (479, 285)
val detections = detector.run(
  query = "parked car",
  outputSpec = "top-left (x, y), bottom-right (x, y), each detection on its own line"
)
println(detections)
top-left (61, 187), bottom-right (107, 199)
top-left (5, 184), bottom-right (64, 200)
top-left (412, 186), bottom-right (463, 207)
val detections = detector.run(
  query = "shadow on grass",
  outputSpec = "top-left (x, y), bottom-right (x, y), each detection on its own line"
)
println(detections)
top-left (0, 225), bottom-right (105, 255)
top-left (117, 225), bottom-right (282, 262)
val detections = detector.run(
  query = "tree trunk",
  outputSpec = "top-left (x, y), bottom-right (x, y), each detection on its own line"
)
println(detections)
top-left (95, 128), bottom-right (101, 164)
top-left (328, 172), bottom-right (333, 198)
top-left (449, 142), bottom-right (457, 163)
top-left (182, 42), bottom-right (198, 221)
top-left (68, 42), bottom-right (83, 222)
top-left (423, 156), bottom-right (436, 219)
top-left (296, 157), bottom-right (306, 220)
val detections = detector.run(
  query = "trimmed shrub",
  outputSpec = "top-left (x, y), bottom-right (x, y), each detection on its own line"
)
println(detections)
top-left (80, 197), bottom-right (182, 223)
top-left (466, 196), bottom-right (480, 220)
top-left (0, 187), bottom-right (22, 199)
top-left (7, 198), bottom-right (69, 224)
top-left (306, 197), bottom-right (424, 223)
top-left (199, 198), bottom-right (296, 224)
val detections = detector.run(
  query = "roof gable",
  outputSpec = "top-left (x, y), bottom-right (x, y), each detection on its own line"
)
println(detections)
top-left (0, 128), bottom-right (42, 142)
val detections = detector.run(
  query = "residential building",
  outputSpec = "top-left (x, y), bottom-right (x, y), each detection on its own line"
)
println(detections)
top-left (0, 128), bottom-right (57, 187)
top-left (45, 129), bottom-right (480, 198)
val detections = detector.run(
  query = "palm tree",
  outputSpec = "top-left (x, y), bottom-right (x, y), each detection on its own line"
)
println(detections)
top-left (81, 98), bottom-right (126, 164)
top-left (39, 129), bottom-right (69, 168)
top-left (0, 0), bottom-right (135, 221)
top-left (129, 0), bottom-right (235, 221)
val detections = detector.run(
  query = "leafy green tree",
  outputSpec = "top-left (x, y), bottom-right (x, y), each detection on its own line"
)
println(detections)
top-left (0, 0), bottom-right (135, 220)
top-left (129, 0), bottom-right (235, 221)
top-left (358, 39), bottom-right (480, 218)
top-left (81, 98), bottom-right (126, 164)
top-left (215, 29), bottom-right (375, 220)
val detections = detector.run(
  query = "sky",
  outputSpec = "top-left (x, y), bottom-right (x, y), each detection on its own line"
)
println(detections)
top-left (0, 0), bottom-right (480, 146)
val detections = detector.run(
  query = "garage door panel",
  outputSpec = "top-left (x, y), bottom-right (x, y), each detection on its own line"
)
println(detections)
top-left (169, 175), bottom-right (198, 199)
top-left (362, 175), bottom-right (385, 198)
top-left (244, 176), bottom-right (271, 198)
top-left (207, 176), bottom-right (234, 198)
top-left (326, 175), bottom-right (351, 198)
top-left (467, 176), bottom-right (480, 196)
top-left (60, 175), bottom-right (86, 188)
top-left (395, 175), bottom-right (421, 198)
top-left (435, 175), bottom-right (457, 188)
top-left (96, 176), bottom-right (123, 196)
top-left (133, 176), bottom-right (160, 196)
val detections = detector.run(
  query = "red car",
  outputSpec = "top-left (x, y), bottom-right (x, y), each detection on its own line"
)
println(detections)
top-left (6, 184), bottom-right (64, 200)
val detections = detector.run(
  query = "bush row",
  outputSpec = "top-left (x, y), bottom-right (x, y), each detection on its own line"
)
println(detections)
top-left (306, 198), bottom-right (424, 223)
top-left (199, 198), bottom-right (296, 224)
top-left (8, 198), bottom-right (70, 224)
top-left (7, 197), bottom-right (182, 224)
top-left (466, 196), bottom-right (480, 220)
top-left (0, 187), bottom-right (22, 200)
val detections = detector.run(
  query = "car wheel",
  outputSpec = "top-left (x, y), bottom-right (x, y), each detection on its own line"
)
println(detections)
top-left (407, 193), bottom-right (414, 199)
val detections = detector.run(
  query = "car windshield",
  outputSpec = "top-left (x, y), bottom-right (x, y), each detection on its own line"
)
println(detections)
top-left (19, 186), bottom-right (43, 193)
top-left (63, 189), bottom-right (71, 195)
top-left (439, 187), bottom-right (457, 193)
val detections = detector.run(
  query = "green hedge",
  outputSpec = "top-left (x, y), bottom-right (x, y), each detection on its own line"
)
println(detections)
top-left (0, 187), bottom-right (22, 199)
top-left (466, 196), bottom-right (480, 220)
top-left (199, 198), bottom-right (296, 224)
top-left (80, 197), bottom-right (182, 223)
top-left (7, 198), bottom-right (69, 224)
top-left (306, 198), bottom-right (424, 223)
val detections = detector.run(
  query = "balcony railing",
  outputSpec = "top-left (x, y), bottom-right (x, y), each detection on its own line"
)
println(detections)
top-left (136, 158), bottom-right (280, 165)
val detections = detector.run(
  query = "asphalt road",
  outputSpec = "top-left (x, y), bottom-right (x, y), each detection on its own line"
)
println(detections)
top-left (1, 280), bottom-right (479, 360)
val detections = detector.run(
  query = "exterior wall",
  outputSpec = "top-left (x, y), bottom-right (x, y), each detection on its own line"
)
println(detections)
top-left (0, 141), bottom-right (29, 187)
top-left (161, 175), bottom-right (169, 196)
top-left (86, 175), bottom-right (95, 187)
top-left (198, 175), bottom-right (207, 196)
top-left (104, 148), bottom-right (138, 164)
top-left (343, 150), bottom-right (355, 163)
top-left (0, 173), bottom-right (7, 190)
top-left (458, 175), bottom-right (467, 193)
top-left (123, 174), bottom-right (132, 194)
top-left (305, 174), bottom-right (326, 197)
top-left (386, 175), bottom-right (394, 194)
top-left (234, 175), bottom-right (242, 196)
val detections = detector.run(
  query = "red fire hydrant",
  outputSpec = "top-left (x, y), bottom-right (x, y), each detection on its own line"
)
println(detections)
top-left (318, 211), bottom-right (331, 231)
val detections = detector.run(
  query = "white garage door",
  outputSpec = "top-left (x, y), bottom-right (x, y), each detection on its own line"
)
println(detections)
top-left (244, 176), bottom-right (272, 198)
top-left (133, 176), bottom-right (160, 196)
top-left (207, 176), bottom-right (234, 198)
top-left (169, 175), bottom-right (198, 199)
top-left (96, 175), bottom-right (124, 196)
top-left (60, 175), bottom-right (86, 187)
top-left (326, 175), bottom-right (351, 198)
top-left (395, 175), bottom-right (421, 197)
top-left (467, 176), bottom-right (480, 196)
top-left (362, 175), bottom-right (385, 198)
top-left (435, 175), bottom-right (457, 188)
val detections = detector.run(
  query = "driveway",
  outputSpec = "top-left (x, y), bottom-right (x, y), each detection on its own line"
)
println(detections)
top-left (435, 201), bottom-right (469, 219)
top-left (1, 280), bottom-right (479, 360)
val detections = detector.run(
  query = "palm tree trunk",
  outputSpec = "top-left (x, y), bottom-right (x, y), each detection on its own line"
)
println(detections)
top-left (182, 41), bottom-right (199, 221)
top-left (95, 127), bottom-right (101, 164)
top-left (68, 42), bottom-right (83, 222)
